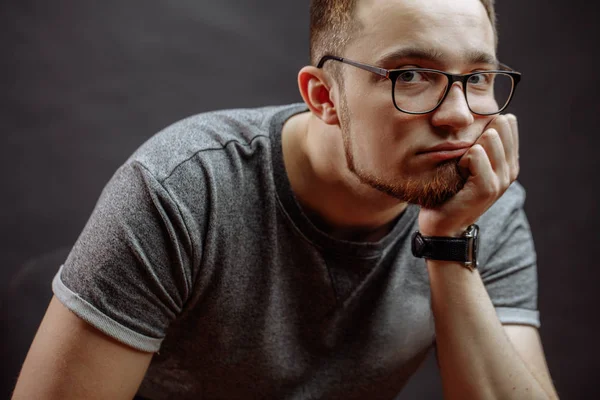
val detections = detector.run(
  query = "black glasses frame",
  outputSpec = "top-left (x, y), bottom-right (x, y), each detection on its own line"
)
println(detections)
top-left (317, 55), bottom-right (522, 116)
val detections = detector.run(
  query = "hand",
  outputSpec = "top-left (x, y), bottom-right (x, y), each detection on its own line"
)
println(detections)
top-left (418, 114), bottom-right (520, 237)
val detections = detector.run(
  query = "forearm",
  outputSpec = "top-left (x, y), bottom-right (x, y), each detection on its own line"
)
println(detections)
top-left (427, 260), bottom-right (555, 400)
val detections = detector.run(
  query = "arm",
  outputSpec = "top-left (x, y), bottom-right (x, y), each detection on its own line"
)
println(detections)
top-left (12, 161), bottom-right (196, 398)
top-left (418, 114), bottom-right (557, 399)
top-left (504, 324), bottom-right (557, 398)
top-left (427, 261), bottom-right (558, 399)
top-left (12, 296), bottom-right (153, 400)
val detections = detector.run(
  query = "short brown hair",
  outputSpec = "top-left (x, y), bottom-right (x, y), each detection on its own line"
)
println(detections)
top-left (309, 0), bottom-right (497, 66)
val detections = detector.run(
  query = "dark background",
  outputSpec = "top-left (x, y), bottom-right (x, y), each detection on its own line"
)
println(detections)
top-left (1, 0), bottom-right (598, 398)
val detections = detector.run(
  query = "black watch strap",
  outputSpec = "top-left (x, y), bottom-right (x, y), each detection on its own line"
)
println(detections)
top-left (411, 233), bottom-right (470, 262)
top-left (411, 224), bottom-right (479, 269)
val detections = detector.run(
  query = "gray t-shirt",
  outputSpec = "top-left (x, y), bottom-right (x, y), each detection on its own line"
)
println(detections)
top-left (52, 103), bottom-right (540, 399)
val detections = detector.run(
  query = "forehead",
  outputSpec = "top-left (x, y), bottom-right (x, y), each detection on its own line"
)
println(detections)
top-left (351, 0), bottom-right (496, 68)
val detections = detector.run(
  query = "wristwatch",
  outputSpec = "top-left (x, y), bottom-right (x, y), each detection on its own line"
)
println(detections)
top-left (411, 224), bottom-right (480, 270)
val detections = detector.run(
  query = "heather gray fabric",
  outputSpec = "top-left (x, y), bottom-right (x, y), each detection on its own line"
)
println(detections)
top-left (52, 103), bottom-right (540, 399)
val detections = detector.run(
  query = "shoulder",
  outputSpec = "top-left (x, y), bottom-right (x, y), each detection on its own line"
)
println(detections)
top-left (478, 181), bottom-right (527, 229)
top-left (477, 181), bottom-right (536, 265)
top-left (125, 103), bottom-right (306, 181)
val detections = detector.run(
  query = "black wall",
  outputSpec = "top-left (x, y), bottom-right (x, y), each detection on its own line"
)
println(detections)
top-left (1, 0), bottom-right (598, 398)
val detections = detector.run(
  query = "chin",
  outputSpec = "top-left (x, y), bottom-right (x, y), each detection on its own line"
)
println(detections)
top-left (354, 160), bottom-right (466, 209)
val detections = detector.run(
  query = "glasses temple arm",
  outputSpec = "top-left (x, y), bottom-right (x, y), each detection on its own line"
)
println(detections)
top-left (317, 55), bottom-right (388, 77)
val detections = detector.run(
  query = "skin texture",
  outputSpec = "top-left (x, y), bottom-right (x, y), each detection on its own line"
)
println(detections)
top-left (12, 296), bottom-right (153, 399)
top-left (289, 0), bottom-right (560, 397)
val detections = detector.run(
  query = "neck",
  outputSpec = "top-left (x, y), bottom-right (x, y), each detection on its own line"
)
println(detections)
top-left (282, 111), bottom-right (408, 241)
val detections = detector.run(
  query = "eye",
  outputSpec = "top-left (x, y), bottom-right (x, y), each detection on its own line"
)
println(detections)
top-left (468, 74), bottom-right (488, 85)
top-left (398, 70), bottom-right (425, 83)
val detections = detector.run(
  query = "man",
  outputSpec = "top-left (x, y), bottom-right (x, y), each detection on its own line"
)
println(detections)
top-left (13, 0), bottom-right (559, 398)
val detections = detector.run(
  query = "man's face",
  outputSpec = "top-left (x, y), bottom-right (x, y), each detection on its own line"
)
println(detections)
top-left (336, 0), bottom-right (497, 208)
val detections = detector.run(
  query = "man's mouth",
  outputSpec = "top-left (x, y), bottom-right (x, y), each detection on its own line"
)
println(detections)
top-left (417, 142), bottom-right (472, 162)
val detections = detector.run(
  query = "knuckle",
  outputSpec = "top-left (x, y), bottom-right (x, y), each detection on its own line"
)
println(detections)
top-left (511, 164), bottom-right (520, 181)
top-left (491, 116), bottom-right (512, 137)
top-left (472, 143), bottom-right (485, 154)
top-left (492, 115), bottom-right (508, 129)
top-left (495, 115), bottom-right (507, 126)
top-left (504, 174), bottom-right (512, 187)
top-left (482, 129), bottom-right (498, 142)
top-left (493, 178), bottom-right (503, 193)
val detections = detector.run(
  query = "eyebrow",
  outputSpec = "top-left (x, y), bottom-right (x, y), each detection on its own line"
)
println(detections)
top-left (376, 47), bottom-right (499, 68)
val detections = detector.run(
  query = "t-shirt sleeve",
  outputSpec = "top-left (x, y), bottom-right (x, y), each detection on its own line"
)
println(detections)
top-left (52, 161), bottom-right (195, 352)
top-left (478, 182), bottom-right (540, 328)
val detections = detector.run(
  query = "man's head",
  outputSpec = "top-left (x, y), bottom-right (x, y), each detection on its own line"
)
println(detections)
top-left (309, 0), bottom-right (497, 67)
top-left (301, 0), bottom-right (500, 208)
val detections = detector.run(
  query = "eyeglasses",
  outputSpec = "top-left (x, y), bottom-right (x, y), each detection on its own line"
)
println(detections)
top-left (317, 55), bottom-right (521, 116)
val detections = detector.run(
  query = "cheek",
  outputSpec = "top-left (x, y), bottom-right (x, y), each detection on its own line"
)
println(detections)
top-left (341, 84), bottom-right (430, 173)
top-left (343, 74), bottom-right (394, 119)
top-left (347, 117), bottom-right (417, 174)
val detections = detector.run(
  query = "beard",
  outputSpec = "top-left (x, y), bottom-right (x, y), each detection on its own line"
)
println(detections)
top-left (346, 157), bottom-right (466, 209)
top-left (339, 96), bottom-right (467, 209)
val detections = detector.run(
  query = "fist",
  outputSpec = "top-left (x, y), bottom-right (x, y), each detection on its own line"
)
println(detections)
top-left (418, 114), bottom-right (520, 237)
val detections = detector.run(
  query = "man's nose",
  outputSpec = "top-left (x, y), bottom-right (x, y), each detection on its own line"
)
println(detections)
top-left (430, 83), bottom-right (475, 130)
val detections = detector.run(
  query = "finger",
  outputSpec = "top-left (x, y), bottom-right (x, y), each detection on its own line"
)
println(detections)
top-left (475, 128), bottom-right (510, 184)
top-left (506, 114), bottom-right (520, 179)
top-left (459, 144), bottom-right (498, 197)
top-left (488, 115), bottom-right (514, 167)
top-left (506, 114), bottom-right (519, 157)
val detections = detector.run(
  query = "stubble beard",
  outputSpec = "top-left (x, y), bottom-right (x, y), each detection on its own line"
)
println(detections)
top-left (339, 96), bottom-right (466, 210)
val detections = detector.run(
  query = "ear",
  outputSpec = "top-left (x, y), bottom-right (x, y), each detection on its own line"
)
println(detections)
top-left (297, 66), bottom-right (340, 125)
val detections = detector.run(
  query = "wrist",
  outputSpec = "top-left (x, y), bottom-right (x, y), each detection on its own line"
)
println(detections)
top-left (418, 225), bottom-right (470, 237)
top-left (412, 224), bottom-right (480, 270)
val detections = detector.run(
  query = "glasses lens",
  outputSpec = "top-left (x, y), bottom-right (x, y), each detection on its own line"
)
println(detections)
top-left (393, 70), bottom-right (448, 113)
top-left (466, 73), bottom-right (514, 115)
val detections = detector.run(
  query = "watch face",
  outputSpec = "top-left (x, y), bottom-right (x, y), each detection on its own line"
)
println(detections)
top-left (470, 224), bottom-right (479, 268)
top-left (411, 231), bottom-right (426, 258)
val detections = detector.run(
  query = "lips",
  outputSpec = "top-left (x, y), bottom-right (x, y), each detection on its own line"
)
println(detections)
top-left (420, 142), bottom-right (473, 153)
top-left (417, 142), bottom-right (473, 162)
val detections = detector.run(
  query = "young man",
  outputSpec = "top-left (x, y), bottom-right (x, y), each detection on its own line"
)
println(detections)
top-left (13, 0), bottom-right (559, 398)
